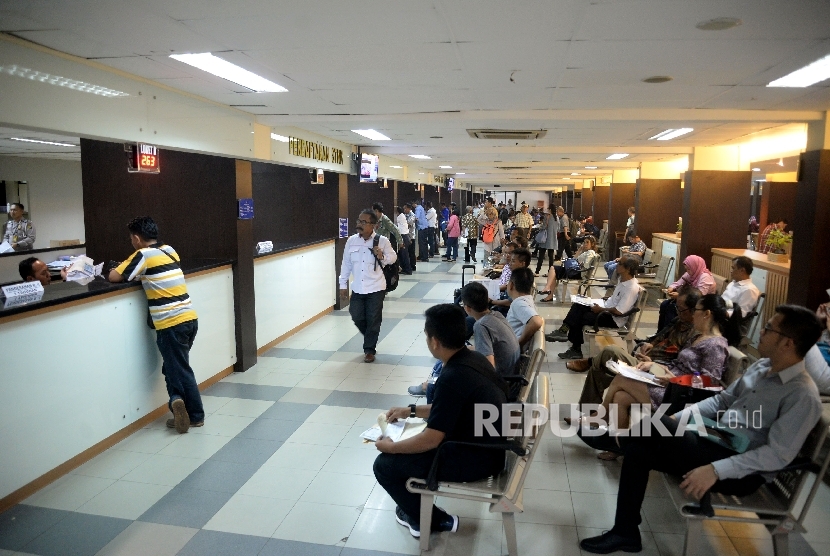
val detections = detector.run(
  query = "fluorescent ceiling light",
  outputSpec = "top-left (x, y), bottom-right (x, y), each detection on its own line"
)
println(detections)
top-left (649, 128), bottom-right (693, 141)
top-left (169, 53), bottom-right (287, 92)
top-left (270, 133), bottom-right (289, 142)
top-left (409, 155), bottom-right (431, 159)
top-left (752, 167), bottom-right (761, 171)
top-left (585, 166), bottom-right (598, 169)
top-left (0, 64), bottom-right (128, 97)
top-left (768, 52), bottom-right (830, 87)
top-left (10, 137), bottom-right (77, 147)
top-left (418, 172), bottom-right (425, 175)
top-left (606, 153), bottom-right (629, 160)
top-left (351, 129), bottom-right (390, 141)
top-left (563, 177), bottom-right (571, 180)
top-left (390, 165), bottom-right (403, 169)
top-left (455, 172), bottom-right (465, 175)
top-left (571, 172), bottom-right (581, 176)
top-left (439, 165), bottom-right (452, 169)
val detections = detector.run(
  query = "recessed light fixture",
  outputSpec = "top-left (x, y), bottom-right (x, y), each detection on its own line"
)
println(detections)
top-left (0, 64), bottom-right (129, 97)
top-left (642, 76), bottom-right (673, 84)
top-left (390, 165), bottom-right (403, 169)
top-left (439, 165), bottom-right (452, 169)
top-left (648, 128), bottom-right (694, 141)
top-left (696, 17), bottom-right (742, 31)
top-left (169, 53), bottom-right (287, 92)
top-left (768, 52), bottom-right (830, 87)
top-left (270, 133), bottom-right (289, 142)
top-left (10, 137), bottom-right (77, 147)
top-left (352, 129), bottom-right (391, 141)
top-left (563, 177), bottom-right (571, 180)
top-left (455, 172), bottom-right (465, 175)
top-left (606, 153), bottom-right (629, 160)
top-left (409, 155), bottom-right (431, 159)
top-left (752, 167), bottom-right (761, 171)
top-left (585, 166), bottom-right (598, 169)
top-left (571, 172), bottom-right (581, 176)
top-left (418, 172), bottom-right (425, 175)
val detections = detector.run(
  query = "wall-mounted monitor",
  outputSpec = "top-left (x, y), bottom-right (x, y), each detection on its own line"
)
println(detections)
top-left (446, 177), bottom-right (455, 191)
top-left (360, 153), bottom-right (379, 183)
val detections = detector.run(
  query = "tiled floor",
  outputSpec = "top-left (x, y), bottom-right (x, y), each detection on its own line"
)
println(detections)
top-left (1, 251), bottom-right (828, 556)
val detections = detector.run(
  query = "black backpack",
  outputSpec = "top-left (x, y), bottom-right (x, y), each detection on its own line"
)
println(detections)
top-left (372, 235), bottom-right (399, 292)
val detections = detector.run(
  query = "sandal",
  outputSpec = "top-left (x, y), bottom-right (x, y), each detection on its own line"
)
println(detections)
top-left (597, 451), bottom-right (620, 461)
top-left (538, 296), bottom-right (554, 303)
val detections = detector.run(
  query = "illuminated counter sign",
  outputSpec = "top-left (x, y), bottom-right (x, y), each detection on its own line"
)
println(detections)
top-left (127, 143), bottom-right (160, 174)
top-left (288, 137), bottom-right (344, 165)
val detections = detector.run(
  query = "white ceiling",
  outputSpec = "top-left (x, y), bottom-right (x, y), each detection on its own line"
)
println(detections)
top-left (0, 127), bottom-right (80, 160)
top-left (1, 0), bottom-right (829, 186)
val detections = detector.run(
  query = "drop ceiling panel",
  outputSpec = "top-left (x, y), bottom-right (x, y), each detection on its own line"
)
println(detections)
top-left (97, 56), bottom-right (194, 80)
top-left (442, 0), bottom-right (583, 43)
top-left (12, 29), bottom-right (135, 58)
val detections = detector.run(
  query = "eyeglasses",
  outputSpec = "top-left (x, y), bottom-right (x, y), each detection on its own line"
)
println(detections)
top-left (762, 323), bottom-right (792, 339)
top-left (692, 307), bottom-right (708, 313)
top-left (357, 219), bottom-right (373, 225)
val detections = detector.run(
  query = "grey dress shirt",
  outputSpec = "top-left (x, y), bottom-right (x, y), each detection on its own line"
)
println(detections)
top-left (3, 218), bottom-right (36, 250)
top-left (676, 358), bottom-right (822, 480)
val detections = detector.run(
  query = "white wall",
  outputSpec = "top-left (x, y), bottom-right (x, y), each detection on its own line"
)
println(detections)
top-left (0, 156), bottom-right (85, 248)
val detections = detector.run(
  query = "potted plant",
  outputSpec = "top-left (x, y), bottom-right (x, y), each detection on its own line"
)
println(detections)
top-left (766, 229), bottom-right (792, 263)
top-left (675, 217), bottom-right (682, 238)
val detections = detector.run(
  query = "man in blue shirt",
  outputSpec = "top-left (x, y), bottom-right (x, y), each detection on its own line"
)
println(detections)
top-left (415, 201), bottom-right (429, 263)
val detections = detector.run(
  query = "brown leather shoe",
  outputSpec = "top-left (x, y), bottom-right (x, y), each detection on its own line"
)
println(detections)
top-left (566, 358), bottom-right (591, 372)
top-left (364, 353), bottom-right (376, 363)
top-left (170, 398), bottom-right (190, 433)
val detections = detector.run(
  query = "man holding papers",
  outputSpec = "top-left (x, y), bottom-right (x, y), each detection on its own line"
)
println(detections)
top-left (580, 305), bottom-right (824, 554)
top-left (547, 257), bottom-right (641, 360)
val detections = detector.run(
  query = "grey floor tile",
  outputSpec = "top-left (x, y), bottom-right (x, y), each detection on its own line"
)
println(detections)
top-left (237, 417), bottom-right (303, 442)
top-left (261, 348), bottom-right (298, 358)
top-left (0, 504), bottom-right (71, 551)
top-left (22, 511), bottom-right (131, 556)
top-left (259, 402), bottom-right (319, 422)
top-left (419, 299), bottom-right (447, 304)
top-left (322, 391), bottom-right (413, 409)
top-left (399, 282), bottom-right (435, 298)
top-left (209, 437), bottom-right (282, 466)
top-left (341, 548), bottom-right (411, 556)
top-left (338, 319), bottom-right (401, 353)
top-left (176, 460), bottom-right (263, 494)
top-left (397, 355), bottom-right (435, 367)
top-left (177, 529), bottom-right (269, 556)
top-left (292, 349), bottom-right (338, 360)
top-left (259, 538), bottom-right (343, 556)
top-left (203, 382), bottom-right (290, 401)
top-left (138, 485), bottom-right (233, 529)
top-left (402, 314), bottom-right (426, 320)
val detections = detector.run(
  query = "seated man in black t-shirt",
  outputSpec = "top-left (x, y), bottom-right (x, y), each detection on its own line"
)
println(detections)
top-left (373, 303), bottom-right (509, 540)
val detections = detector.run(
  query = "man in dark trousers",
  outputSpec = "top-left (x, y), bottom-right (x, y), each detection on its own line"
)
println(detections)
top-left (108, 216), bottom-right (203, 433)
top-left (373, 304), bottom-right (508, 540)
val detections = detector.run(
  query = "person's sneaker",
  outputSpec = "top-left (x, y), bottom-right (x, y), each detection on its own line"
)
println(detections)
top-left (434, 511), bottom-right (459, 533)
top-left (170, 398), bottom-right (190, 433)
top-left (408, 383), bottom-right (427, 396)
top-left (545, 331), bottom-right (568, 342)
top-left (395, 506), bottom-right (420, 538)
top-left (558, 348), bottom-right (584, 360)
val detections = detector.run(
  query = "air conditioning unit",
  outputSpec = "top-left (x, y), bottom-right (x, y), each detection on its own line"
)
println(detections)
top-left (467, 129), bottom-right (547, 140)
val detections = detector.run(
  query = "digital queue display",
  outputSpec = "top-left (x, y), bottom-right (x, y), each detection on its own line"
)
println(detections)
top-left (126, 143), bottom-right (160, 174)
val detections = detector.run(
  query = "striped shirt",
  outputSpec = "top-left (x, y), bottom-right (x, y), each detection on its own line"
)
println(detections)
top-left (115, 244), bottom-right (197, 330)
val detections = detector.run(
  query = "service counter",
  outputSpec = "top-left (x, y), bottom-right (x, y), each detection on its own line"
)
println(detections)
top-left (0, 260), bottom-right (236, 503)
top-left (0, 244), bottom-right (88, 284)
top-left (651, 232), bottom-right (682, 279)
top-left (711, 248), bottom-right (790, 336)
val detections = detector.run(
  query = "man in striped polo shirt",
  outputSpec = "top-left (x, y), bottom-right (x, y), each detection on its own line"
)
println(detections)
top-left (108, 216), bottom-right (203, 433)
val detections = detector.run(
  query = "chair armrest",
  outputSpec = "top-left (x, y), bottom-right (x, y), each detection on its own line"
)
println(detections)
top-left (424, 440), bottom-right (527, 491)
top-left (502, 374), bottom-right (530, 385)
top-left (591, 308), bottom-right (639, 332)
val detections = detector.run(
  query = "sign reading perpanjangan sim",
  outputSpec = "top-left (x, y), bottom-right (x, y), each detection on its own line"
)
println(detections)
top-left (289, 137), bottom-right (344, 165)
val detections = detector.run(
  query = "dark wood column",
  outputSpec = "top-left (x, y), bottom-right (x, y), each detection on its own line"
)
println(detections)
top-left (233, 160), bottom-right (257, 372)
top-left (788, 150), bottom-right (830, 309)
top-left (582, 186), bottom-right (594, 217)
top-left (609, 182), bottom-right (635, 252)
top-left (334, 173), bottom-right (349, 310)
top-left (635, 179), bottom-right (682, 246)
top-left (680, 170), bottom-right (751, 270)
top-left (758, 181), bottom-right (798, 232)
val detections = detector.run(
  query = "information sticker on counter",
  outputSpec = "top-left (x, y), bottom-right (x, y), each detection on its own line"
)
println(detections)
top-left (238, 198), bottom-right (254, 220)
top-left (3, 290), bottom-right (44, 309)
top-left (2, 280), bottom-right (45, 300)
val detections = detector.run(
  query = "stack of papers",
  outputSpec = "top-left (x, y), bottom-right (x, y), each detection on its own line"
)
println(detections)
top-left (606, 360), bottom-right (664, 386)
top-left (0, 241), bottom-right (14, 254)
top-left (64, 256), bottom-right (103, 285)
top-left (360, 413), bottom-right (428, 442)
top-left (572, 294), bottom-right (605, 307)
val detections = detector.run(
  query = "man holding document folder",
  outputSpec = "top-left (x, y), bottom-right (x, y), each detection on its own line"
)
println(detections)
top-left (580, 304), bottom-right (824, 554)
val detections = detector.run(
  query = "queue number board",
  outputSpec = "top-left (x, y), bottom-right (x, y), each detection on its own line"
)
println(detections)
top-left (127, 143), bottom-right (160, 174)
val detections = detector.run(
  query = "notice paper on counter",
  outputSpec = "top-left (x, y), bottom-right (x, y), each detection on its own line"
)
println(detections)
top-left (64, 256), bottom-right (103, 286)
top-left (0, 241), bottom-right (14, 254)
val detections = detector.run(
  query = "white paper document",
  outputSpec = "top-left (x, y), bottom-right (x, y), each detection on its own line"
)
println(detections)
top-left (360, 417), bottom-right (427, 442)
top-left (606, 360), bottom-right (664, 386)
top-left (64, 256), bottom-right (103, 285)
top-left (572, 294), bottom-right (605, 307)
top-left (0, 241), bottom-right (14, 254)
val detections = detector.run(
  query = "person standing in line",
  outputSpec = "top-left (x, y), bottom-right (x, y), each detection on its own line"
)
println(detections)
top-left (394, 206), bottom-right (413, 275)
top-left (3, 202), bottom-right (36, 251)
top-left (555, 206), bottom-right (573, 260)
top-left (480, 207), bottom-right (504, 262)
top-left (534, 207), bottom-right (559, 276)
top-left (339, 209), bottom-right (397, 363)
top-left (461, 206), bottom-right (478, 263)
top-left (425, 201), bottom-right (438, 257)
top-left (108, 216), bottom-right (203, 433)
top-left (403, 203), bottom-right (417, 272)
top-left (415, 201), bottom-right (429, 263)
top-left (626, 206), bottom-right (636, 230)
top-left (514, 203), bottom-right (533, 239)
top-left (443, 207), bottom-right (461, 262)
top-left (372, 202), bottom-right (403, 253)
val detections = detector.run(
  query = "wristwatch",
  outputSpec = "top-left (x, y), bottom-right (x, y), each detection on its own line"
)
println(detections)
top-left (409, 404), bottom-right (417, 418)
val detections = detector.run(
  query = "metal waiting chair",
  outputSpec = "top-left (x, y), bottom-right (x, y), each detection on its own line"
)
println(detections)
top-left (637, 256), bottom-right (675, 298)
top-left (582, 286), bottom-right (649, 356)
top-left (662, 408), bottom-right (830, 556)
top-left (739, 293), bottom-right (766, 350)
top-left (406, 373), bottom-right (550, 555)
top-left (555, 258), bottom-right (600, 304)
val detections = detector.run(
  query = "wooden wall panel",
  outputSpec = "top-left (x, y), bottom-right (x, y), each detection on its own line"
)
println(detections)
top-left (234, 160), bottom-right (256, 371)
top-left (609, 182), bottom-right (636, 235)
top-left (422, 184), bottom-right (439, 208)
top-left (680, 170), bottom-right (752, 270)
top-left (592, 186), bottom-right (610, 226)
top-left (581, 187), bottom-right (594, 217)
top-left (81, 138), bottom-right (237, 263)
top-left (635, 179), bottom-right (682, 246)
top-left (758, 181), bottom-right (798, 232)
top-left (347, 174), bottom-right (394, 224)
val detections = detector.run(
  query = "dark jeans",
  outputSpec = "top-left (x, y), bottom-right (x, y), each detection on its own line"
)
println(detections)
top-left (464, 238), bottom-right (477, 262)
top-left (563, 303), bottom-right (617, 349)
top-left (373, 448), bottom-right (504, 528)
top-left (399, 236), bottom-right (412, 273)
top-left (427, 228), bottom-right (437, 257)
top-left (418, 228), bottom-right (429, 261)
top-left (155, 319), bottom-right (204, 423)
top-left (445, 237), bottom-right (458, 260)
top-left (658, 299), bottom-right (678, 331)
top-left (408, 233), bottom-right (418, 269)
top-left (556, 232), bottom-right (573, 259)
top-left (349, 290), bottom-right (386, 354)
top-left (535, 248), bottom-right (556, 273)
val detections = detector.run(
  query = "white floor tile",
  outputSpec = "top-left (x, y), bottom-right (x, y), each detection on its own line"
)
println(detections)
top-left (257, 372), bottom-right (304, 387)
top-left (114, 428), bottom-right (179, 454)
top-left (652, 531), bottom-right (740, 556)
top-left (299, 471), bottom-right (375, 506)
top-left (95, 521), bottom-right (197, 556)
top-left (306, 405), bottom-right (365, 425)
top-left (203, 493), bottom-right (295, 537)
top-left (515, 489), bottom-right (576, 526)
top-left (278, 388), bottom-right (333, 405)
top-left (24, 474), bottom-right (114, 511)
top-left (524, 461), bottom-right (571, 492)
top-left (295, 375), bottom-right (345, 390)
top-left (566, 462), bottom-right (622, 494)
top-left (320, 445), bottom-right (380, 476)
top-left (157, 432), bottom-right (233, 459)
top-left (271, 501), bottom-right (361, 544)
top-left (213, 398), bottom-right (274, 418)
top-left (238, 466), bottom-right (318, 500)
top-left (76, 480), bottom-right (172, 519)
top-left (199, 395), bottom-right (233, 415)
top-left (120, 454), bottom-right (204, 487)
top-left (337, 378), bottom-right (384, 393)
top-left (364, 482), bottom-right (397, 512)
top-left (71, 449), bottom-right (151, 480)
top-left (255, 357), bottom-right (321, 372)
top-left (186, 413), bottom-right (255, 437)
top-left (344, 508), bottom-right (421, 555)
top-left (286, 421), bottom-right (351, 446)
top-left (512, 523), bottom-right (582, 556)
top-left (261, 442), bottom-right (336, 471)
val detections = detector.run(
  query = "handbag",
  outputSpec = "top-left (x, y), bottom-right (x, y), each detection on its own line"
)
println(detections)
top-left (535, 228), bottom-right (547, 245)
top-left (458, 236), bottom-right (468, 247)
top-left (662, 376), bottom-right (719, 415)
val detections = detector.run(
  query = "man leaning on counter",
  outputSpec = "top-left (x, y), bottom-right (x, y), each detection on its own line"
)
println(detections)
top-left (4, 202), bottom-right (36, 251)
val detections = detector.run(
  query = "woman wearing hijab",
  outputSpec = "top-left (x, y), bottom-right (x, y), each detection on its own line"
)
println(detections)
top-left (657, 254), bottom-right (717, 329)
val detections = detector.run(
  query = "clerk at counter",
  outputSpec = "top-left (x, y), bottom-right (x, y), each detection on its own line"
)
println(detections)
top-left (3, 203), bottom-right (36, 251)
top-left (18, 257), bottom-right (68, 286)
